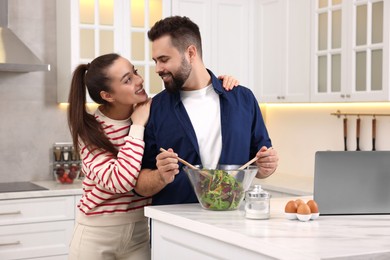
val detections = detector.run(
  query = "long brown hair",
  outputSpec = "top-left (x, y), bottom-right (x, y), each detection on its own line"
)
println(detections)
top-left (67, 53), bottom-right (120, 155)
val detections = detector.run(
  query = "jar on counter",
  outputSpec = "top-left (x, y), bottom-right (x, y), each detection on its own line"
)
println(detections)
top-left (245, 185), bottom-right (271, 220)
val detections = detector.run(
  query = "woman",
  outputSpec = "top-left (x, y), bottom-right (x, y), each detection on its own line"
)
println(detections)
top-left (67, 53), bottom-right (238, 260)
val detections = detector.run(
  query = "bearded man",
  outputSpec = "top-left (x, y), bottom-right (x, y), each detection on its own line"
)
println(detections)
top-left (134, 16), bottom-right (279, 206)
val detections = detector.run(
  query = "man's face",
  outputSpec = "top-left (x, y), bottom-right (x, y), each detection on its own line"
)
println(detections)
top-left (152, 35), bottom-right (192, 93)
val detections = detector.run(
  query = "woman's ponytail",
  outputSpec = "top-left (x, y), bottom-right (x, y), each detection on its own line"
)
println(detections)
top-left (67, 58), bottom-right (118, 156)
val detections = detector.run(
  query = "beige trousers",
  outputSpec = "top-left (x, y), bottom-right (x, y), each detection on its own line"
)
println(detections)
top-left (68, 218), bottom-right (150, 260)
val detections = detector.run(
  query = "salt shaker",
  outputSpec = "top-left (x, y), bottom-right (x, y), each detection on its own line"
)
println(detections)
top-left (245, 185), bottom-right (271, 219)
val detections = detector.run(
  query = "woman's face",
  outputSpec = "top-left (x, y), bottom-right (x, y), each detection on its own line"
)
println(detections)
top-left (105, 57), bottom-right (148, 105)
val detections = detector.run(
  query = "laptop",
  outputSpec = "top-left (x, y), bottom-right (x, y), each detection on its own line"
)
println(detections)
top-left (313, 151), bottom-right (390, 215)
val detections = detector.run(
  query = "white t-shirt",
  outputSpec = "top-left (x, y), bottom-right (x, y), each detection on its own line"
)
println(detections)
top-left (180, 85), bottom-right (222, 169)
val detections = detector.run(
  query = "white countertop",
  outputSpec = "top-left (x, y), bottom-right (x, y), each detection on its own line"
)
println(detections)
top-left (253, 173), bottom-right (313, 195)
top-left (0, 180), bottom-right (83, 200)
top-left (145, 196), bottom-right (390, 260)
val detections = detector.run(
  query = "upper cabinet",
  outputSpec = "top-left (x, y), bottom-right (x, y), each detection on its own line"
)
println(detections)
top-left (56, 0), bottom-right (388, 104)
top-left (56, 0), bottom-right (171, 103)
top-left (171, 0), bottom-right (253, 88)
top-left (311, 0), bottom-right (389, 102)
top-left (254, 0), bottom-right (311, 103)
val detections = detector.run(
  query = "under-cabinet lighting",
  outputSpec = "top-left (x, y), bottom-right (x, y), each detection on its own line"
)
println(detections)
top-left (58, 103), bottom-right (99, 112)
top-left (263, 102), bottom-right (390, 109)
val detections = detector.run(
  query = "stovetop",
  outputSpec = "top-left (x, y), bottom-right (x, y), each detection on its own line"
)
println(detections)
top-left (0, 182), bottom-right (48, 193)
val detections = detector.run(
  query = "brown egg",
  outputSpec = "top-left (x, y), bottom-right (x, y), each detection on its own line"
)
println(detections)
top-left (295, 199), bottom-right (305, 206)
top-left (284, 200), bottom-right (298, 213)
top-left (297, 203), bottom-right (311, 215)
top-left (307, 200), bottom-right (319, 213)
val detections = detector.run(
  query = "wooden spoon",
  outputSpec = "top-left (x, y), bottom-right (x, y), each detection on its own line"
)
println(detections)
top-left (159, 148), bottom-right (212, 178)
top-left (238, 157), bottom-right (258, 170)
top-left (238, 147), bottom-right (273, 170)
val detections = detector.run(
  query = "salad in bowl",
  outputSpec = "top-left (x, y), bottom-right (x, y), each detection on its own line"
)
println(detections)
top-left (184, 165), bottom-right (258, 211)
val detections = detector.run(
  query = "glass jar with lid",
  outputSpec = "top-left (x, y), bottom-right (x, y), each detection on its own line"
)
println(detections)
top-left (245, 185), bottom-right (271, 219)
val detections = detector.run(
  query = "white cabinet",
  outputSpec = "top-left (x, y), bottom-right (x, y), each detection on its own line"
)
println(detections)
top-left (56, 0), bottom-right (171, 103)
top-left (0, 196), bottom-right (76, 260)
top-left (172, 0), bottom-right (253, 88)
top-left (254, 0), bottom-right (311, 102)
top-left (151, 220), bottom-right (270, 260)
top-left (311, 0), bottom-right (389, 102)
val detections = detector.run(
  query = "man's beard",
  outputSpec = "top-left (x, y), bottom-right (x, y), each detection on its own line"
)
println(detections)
top-left (160, 56), bottom-right (192, 93)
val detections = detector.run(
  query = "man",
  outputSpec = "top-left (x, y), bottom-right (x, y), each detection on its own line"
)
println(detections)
top-left (135, 16), bottom-right (278, 205)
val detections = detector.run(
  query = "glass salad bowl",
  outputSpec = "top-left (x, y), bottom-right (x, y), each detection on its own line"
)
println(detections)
top-left (184, 165), bottom-right (258, 211)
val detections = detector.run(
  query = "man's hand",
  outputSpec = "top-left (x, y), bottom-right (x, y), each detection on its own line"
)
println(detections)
top-left (255, 146), bottom-right (279, 178)
top-left (156, 148), bottom-right (180, 184)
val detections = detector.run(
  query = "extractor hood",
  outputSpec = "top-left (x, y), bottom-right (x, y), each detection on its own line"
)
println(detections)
top-left (0, 0), bottom-right (50, 72)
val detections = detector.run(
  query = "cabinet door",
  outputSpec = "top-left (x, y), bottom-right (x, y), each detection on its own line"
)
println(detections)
top-left (350, 0), bottom-right (389, 101)
top-left (0, 196), bottom-right (75, 226)
top-left (311, 0), bottom-right (389, 102)
top-left (57, 0), bottom-right (171, 103)
top-left (171, 0), bottom-right (212, 66)
top-left (0, 220), bottom-right (74, 260)
top-left (311, 0), bottom-right (347, 102)
top-left (151, 220), bottom-right (271, 260)
top-left (57, 0), bottom-right (120, 103)
top-left (254, 0), bottom-right (310, 102)
top-left (172, 0), bottom-right (252, 88)
top-left (210, 0), bottom-right (252, 88)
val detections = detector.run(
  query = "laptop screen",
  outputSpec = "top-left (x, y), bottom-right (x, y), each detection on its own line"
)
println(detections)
top-left (313, 151), bottom-right (390, 215)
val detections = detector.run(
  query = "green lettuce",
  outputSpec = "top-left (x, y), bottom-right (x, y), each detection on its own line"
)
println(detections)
top-left (196, 169), bottom-right (244, 210)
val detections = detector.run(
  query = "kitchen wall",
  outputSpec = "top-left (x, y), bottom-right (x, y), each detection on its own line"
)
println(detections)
top-left (264, 103), bottom-right (390, 178)
top-left (0, 0), bottom-right (389, 183)
top-left (0, 0), bottom-right (71, 182)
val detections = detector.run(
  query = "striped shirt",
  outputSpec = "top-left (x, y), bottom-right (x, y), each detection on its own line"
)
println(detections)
top-left (76, 108), bottom-right (151, 226)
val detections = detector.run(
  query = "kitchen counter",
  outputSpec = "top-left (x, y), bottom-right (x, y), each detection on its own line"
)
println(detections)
top-left (145, 196), bottom-right (390, 260)
top-left (0, 180), bottom-right (83, 200)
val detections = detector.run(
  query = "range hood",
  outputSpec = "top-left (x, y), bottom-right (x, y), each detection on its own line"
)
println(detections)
top-left (0, 0), bottom-right (50, 72)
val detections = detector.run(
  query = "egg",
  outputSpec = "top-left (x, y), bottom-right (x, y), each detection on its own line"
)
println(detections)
top-left (284, 200), bottom-right (298, 213)
top-left (307, 200), bottom-right (319, 213)
top-left (295, 199), bottom-right (305, 206)
top-left (297, 203), bottom-right (311, 215)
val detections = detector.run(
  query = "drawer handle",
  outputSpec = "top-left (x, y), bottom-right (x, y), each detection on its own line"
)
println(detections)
top-left (0, 241), bottom-right (21, 246)
top-left (0, 210), bottom-right (22, 216)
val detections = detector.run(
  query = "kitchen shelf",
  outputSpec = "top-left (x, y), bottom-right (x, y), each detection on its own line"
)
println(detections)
top-left (331, 110), bottom-right (390, 118)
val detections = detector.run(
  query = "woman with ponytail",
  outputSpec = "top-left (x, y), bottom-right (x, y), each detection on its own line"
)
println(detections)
top-left (68, 53), bottom-right (152, 260)
top-left (67, 53), bottom-right (238, 259)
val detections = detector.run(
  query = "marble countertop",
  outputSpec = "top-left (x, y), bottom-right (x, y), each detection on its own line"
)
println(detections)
top-left (0, 180), bottom-right (83, 200)
top-left (252, 173), bottom-right (313, 195)
top-left (145, 196), bottom-right (390, 260)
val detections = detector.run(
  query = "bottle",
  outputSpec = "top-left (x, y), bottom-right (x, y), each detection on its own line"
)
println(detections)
top-left (62, 146), bottom-right (70, 161)
top-left (245, 185), bottom-right (271, 219)
top-left (71, 145), bottom-right (77, 161)
top-left (53, 146), bottom-right (62, 161)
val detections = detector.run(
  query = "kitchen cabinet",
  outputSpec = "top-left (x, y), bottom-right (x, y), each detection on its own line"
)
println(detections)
top-left (311, 0), bottom-right (390, 102)
top-left (172, 0), bottom-right (253, 88)
top-left (56, 0), bottom-right (171, 103)
top-left (0, 196), bottom-right (77, 260)
top-left (254, 0), bottom-right (311, 103)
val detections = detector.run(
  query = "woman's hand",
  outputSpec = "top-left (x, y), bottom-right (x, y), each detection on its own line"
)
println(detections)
top-left (218, 75), bottom-right (239, 91)
top-left (131, 98), bottom-right (152, 126)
